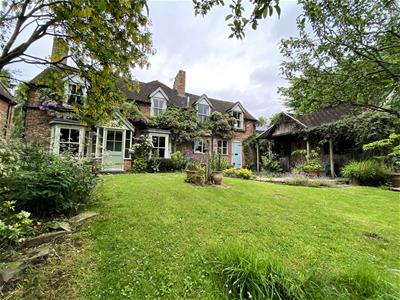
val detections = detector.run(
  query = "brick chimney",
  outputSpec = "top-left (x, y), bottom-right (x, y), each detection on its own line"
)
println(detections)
top-left (50, 37), bottom-right (68, 65)
top-left (173, 70), bottom-right (186, 96)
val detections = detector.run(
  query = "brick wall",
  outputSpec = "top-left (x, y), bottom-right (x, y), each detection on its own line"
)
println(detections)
top-left (123, 159), bottom-right (132, 172)
top-left (175, 119), bottom-right (256, 167)
top-left (25, 107), bottom-right (52, 148)
top-left (137, 102), bottom-right (151, 118)
top-left (0, 99), bottom-right (12, 138)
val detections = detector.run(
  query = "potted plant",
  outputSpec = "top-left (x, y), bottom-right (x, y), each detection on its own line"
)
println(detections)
top-left (193, 167), bottom-right (205, 186)
top-left (211, 154), bottom-right (227, 185)
top-left (186, 161), bottom-right (199, 182)
top-left (303, 159), bottom-right (323, 177)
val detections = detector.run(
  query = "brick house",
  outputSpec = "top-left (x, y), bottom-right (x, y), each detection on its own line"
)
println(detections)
top-left (25, 69), bottom-right (257, 172)
top-left (0, 83), bottom-right (15, 140)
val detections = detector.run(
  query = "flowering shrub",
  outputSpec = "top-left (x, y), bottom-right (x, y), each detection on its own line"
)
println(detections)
top-left (0, 200), bottom-right (32, 247)
top-left (224, 168), bottom-right (236, 176)
top-left (235, 168), bottom-right (253, 179)
top-left (130, 134), bottom-right (153, 173)
top-left (0, 139), bottom-right (99, 216)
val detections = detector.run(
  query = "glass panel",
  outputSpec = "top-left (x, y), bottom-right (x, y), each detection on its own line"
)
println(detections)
top-left (159, 136), bottom-right (165, 148)
top-left (159, 149), bottom-right (165, 158)
top-left (69, 143), bottom-right (79, 154)
top-left (194, 140), bottom-right (204, 153)
top-left (60, 128), bottom-right (69, 142)
top-left (152, 136), bottom-right (158, 147)
top-left (115, 131), bottom-right (123, 142)
top-left (106, 141), bottom-right (114, 151)
top-left (114, 141), bottom-right (122, 152)
top-left (70, 129), bottom-right (79, 143)
top-left (107, 131), bottom-right (114, 141)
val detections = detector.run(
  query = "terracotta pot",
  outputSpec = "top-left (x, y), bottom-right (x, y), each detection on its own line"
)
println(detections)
top-left (212, 171), bottom-right (224, 185)
top-left (390, 173), bottom-right (400, 188)
top-left (193, 175), bottom-right (205, 186)
top-left (186, 170), bottom-right (198, 181)
top-left (306, 170), bottom-right (319, 178)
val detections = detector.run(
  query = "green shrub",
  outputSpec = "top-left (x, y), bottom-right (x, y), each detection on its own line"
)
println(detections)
top-left (170, 151), bottom-right (189, 170)
top-left (131, 157), bottom-right (148, 173)
top-left (158, 158), bottom-right (175, 172)
top-left (235, 168), bottom-right (253, 179)
top-left (0, 140), bottom-right (99, 217)
top-left (342, 160), bottom-right (390, 186)
top-left (303, 159), bottom-right (323, 172)
top-left (210, 154), bottom-right (228, 172)
top-left (262, 155), bottom-right (282, 172)
top-left (0, 200), bottom-right (33, 247)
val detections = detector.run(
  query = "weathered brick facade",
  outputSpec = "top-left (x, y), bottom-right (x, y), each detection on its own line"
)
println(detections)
top-left (137, 102), bottom-right (151, 118)
top-left (0, 85), bottom-right (15, 140)
top-left (176, 119), bottom-right (256, 167)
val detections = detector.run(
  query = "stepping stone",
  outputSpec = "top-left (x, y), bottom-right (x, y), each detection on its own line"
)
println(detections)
top-left (69, 211), bottom-right (98, 224)
top-left (50, 221), bottom-right (72, 232)
top-left (23, 231), bottom-right (67, 248)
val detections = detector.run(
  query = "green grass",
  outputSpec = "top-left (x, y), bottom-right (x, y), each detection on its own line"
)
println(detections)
top-left (7, 173), bottom-right (400, 299)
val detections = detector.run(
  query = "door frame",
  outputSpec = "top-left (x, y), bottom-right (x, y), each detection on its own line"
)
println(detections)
top-left (231, 140), bottom-right (242, 169)
top-left (102, 128), bottom-right (126, 172)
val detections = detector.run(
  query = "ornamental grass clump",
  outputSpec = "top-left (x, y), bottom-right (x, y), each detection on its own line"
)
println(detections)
top-left (212, 245), bottom-right (312, 300)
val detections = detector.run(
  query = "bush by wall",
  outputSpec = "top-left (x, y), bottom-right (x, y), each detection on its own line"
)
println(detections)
top-left (0, 140), bottom-right (99, 217)
top-left (342, 160), bottom-right (389, 186)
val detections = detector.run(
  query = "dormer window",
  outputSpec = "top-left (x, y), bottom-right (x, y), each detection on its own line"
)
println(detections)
top-left (197, 103), bottom-right (210, 122)
top-left (152, 98), bottom-right (166, 116)
top-left (67, 83), bottom-right (84, 105)
top-left (232, 110), bottom-right (244, 129)
top-left (150, 87), bottom-right (169, 117)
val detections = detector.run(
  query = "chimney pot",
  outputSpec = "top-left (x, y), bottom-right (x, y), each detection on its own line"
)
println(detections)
top-left (173, 70), bottom-right (186, 96)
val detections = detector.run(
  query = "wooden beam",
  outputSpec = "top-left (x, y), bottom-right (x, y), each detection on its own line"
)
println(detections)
top-left (256, 142), bottom-right (260, 173)
top-left (329, 138), bottom-right (334, 177)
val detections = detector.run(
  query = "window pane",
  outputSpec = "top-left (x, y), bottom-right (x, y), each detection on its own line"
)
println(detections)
top-left (115, 131), bottom-right (122, 142)
top-left (159, 136), bottom-right (165, 148)
top-left (106, 141), bottom-right (114, 151)
top-left (70, 129), bottom-right (79, 143)
top-left (60, 128), bottom-right (69, 142)
top-left (114, 141), bottom-right (122, 152)
top-left (152, 136), bottom-right (158, 147)
top-left (159, 149), bottom-right (165, 158)
top-left (107, 131), bottom-right (114, 141)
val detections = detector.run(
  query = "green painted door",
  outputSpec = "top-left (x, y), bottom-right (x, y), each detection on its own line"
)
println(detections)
top-left (103, 129), bottom-right (124, 171)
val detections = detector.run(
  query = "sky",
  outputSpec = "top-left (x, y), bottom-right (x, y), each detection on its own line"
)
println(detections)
top-left (9, 0), bottom-right (302, 119)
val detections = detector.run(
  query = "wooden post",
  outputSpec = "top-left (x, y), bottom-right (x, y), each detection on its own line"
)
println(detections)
top-left (268, 141), bottom-right (272, 159)
top-left (256, 141), bottom-right (260, 173)
top-left (329, 138), bottom-right (334, 177)
top-left (306, 140), bottom-right (310, 160)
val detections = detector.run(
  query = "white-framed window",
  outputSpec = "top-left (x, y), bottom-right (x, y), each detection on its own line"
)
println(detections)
top-left (51, 125), bottom-right (85, 155)
top-left (217, 140), bottom-right (228, 155)
top-left (194, 139), bottom-right (206, 154)
top-left (67, 83), bottom-right (84, 105)
top-left (232, 111), bottom-right (244, 129)
top-left (151, 135), bottom-right (166, 158)
top-left (197, 103), bottom-right (210, 122)
top-left (151, 98), bottom-right (166, 117)
top-left (124, 131), bottom-right (132, 159)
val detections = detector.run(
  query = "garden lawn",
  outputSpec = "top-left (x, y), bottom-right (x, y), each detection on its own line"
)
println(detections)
top-left (10, 173), bottom-right (400, 299)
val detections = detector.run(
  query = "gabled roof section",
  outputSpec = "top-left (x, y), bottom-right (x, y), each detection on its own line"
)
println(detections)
top-left (0, 83), bottom-right (15, 104)
top-left (257, 106), bottom-right (355, 139)
top-left (193, 94), bottom-right (213, 108)
top-left (149, 87), bottom-right (169, 101)
top-left (228, 101), bottom-right (246, 113)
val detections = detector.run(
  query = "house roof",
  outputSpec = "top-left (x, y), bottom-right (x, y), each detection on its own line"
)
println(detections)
top-left (29, 67), bottom-right (257, 121)
top-left (121, 80), bottom-right (256, 121)
top-left (0, 83), bottom-right (15, 104)
top-left (258, 106), bottom-right (355, 139)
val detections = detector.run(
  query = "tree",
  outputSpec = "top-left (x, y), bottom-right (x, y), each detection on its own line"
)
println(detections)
top-left (193, 0), bottom-right (280, 39)
top-left (279, 0), bottom-right (400, 117)
top-left (256, 116), bottom-right (269, 127)
top-left (0, 0), bottom-right (153, 123)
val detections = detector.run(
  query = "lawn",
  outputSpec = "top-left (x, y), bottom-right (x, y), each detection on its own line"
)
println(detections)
top-left (9, 173), bottom-right (400, 299)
